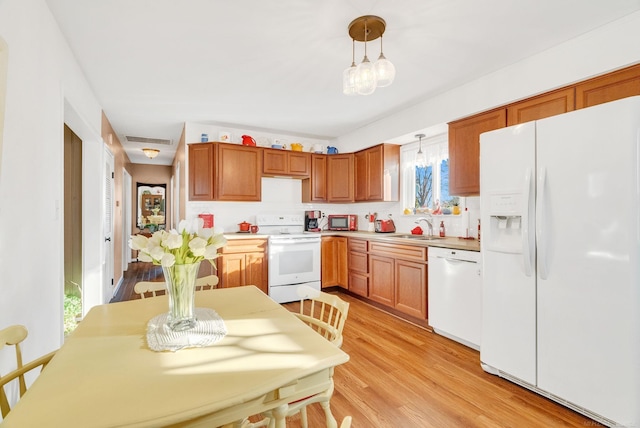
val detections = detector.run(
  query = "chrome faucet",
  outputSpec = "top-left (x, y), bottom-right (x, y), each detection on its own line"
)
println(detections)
top-left (415, 216), bottom-right (434, 236)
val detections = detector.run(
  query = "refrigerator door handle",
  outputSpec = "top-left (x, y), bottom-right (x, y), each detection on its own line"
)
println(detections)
top-left (537, 167), bottom-right (549, 279)
top-left (522, 168), bottom-right (534, 277)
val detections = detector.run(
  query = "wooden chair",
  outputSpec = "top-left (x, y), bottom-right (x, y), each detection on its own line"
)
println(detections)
top-left (340, 416), bottom-right (352, 428)
top-left (134, 275), bottom-right (219, 299)
top-left (255, 286), bottom-right (350, 428)
top-left (1, 325), bottom-right (56, 418)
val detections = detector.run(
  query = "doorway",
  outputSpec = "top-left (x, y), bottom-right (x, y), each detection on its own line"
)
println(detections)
top-left (63, 125), bottom-right (82, 333)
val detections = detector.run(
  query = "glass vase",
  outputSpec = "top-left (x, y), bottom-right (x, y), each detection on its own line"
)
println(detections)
top-left (162, 261), bottom-right (201, 331)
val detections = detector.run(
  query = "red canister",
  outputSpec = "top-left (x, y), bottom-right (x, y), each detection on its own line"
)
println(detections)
top-left (198, 214), bottom-right (214, 228)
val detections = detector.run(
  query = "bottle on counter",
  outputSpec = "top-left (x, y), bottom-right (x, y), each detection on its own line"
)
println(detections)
top-left (439, 221), bottom-right (445, 237)
top-left (478, 219), bottom-right (481, 242)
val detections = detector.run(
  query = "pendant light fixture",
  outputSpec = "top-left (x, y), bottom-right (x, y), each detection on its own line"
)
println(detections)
top-left (344, 15), bottom-right (395, 96)
top-left (415, 134), bottom-right (426, 167)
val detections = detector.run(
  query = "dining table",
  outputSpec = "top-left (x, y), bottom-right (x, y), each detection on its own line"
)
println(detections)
top-left (1, 285), bottom-right (349, 427)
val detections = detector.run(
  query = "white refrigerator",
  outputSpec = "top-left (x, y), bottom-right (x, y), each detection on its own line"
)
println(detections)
top-left (479, 96), bottom-right (640, 427)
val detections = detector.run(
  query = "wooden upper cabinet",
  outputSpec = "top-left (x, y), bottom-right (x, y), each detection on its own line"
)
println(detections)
top-left (215, 143), bottom-right (262, 201)
top-left (355, 144), bottom-right (400, 202)
top-left (448, 109), bottom-right (506, 196)
top-left (506, 87), bottom-right (575, 126)
top-left (302, 154), bottom-right (327, 202)
top-left (263, 149), bottom-right (310, 177)
top-left (575, 64), bottom-right (640, 109)
top-left (188, 143), bottom-right (214, 201)
top-left (326, 154), bottom-right (354, 202)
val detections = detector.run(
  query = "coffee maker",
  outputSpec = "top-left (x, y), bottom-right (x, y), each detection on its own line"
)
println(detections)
top-left (304, 210), bottom-right (322, 232)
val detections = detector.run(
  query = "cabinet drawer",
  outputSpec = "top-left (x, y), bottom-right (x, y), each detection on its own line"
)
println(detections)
top-left (220, 239), bottom-right (267, 254)
top-left (348, 251), bottom-right (368, 274)
top-left (348, 272), bottom-right (368, 297)
top-left (348, 238), bottom-right (368, 253)
top-left (369, 241), bottom-right (427, 261)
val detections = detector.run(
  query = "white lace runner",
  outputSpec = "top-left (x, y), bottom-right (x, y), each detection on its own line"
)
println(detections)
top-left (146, 307), bottom-right (227, 352)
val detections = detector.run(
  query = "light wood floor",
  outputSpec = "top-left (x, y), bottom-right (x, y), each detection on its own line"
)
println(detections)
top-left (114, 263), bottom-right (599, 427)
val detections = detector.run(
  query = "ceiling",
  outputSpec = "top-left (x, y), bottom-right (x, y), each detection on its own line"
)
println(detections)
top-left (45, 0), bottom-right (640, 165)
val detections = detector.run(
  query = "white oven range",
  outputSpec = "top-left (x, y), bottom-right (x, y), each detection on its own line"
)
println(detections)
top-left (256, 214), bottom-right (321, 304)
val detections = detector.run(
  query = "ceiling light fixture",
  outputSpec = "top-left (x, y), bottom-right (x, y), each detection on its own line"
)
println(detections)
top-left (142, 148), bottom-right (160, 159)
top-left (344, 15), bottom-right (396, 96)
top-left (415, 134), bottom-right (426, 167)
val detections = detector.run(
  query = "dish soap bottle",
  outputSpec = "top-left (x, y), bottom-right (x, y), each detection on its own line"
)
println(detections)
top-left (439, 221), bottom-right (445, 237)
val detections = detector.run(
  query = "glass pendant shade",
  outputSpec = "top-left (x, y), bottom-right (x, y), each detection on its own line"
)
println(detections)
top-left (375, 53), bottom-right (396, 87)
top-left (355, 56), bottom-right (377, 95)
top-left (342, 64), bottom-right (358, 95)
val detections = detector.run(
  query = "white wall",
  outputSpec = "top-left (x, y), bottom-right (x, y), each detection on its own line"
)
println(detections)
top-left (0, 0), bottom-right (104, 386)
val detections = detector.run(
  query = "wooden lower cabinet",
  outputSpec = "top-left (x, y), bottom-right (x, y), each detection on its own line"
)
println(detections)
top-left (368, 241), bottom-right (428, 319)
top-left (217, 239), bottom-right (268, 294)
top-left (321, 236), bottom-right (348, 288)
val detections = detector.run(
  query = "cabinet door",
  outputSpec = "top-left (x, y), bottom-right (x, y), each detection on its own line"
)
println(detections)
top-left (321, 237), bottom-right (338, 288)
top-left (448, 109), bottom-right (506, 196)
top-left (288, 152), bottom-right (311, 176)
top-left (302, 154), bottom-right (327, 202)
top-left (349, 272), bottom-right (368, 297)
top-left (336, 237), bottom-right (348, 288)
top-left (395, 259), bottom-right (427, 319)
top-left (263, 150), bottom-right (287, 175)
top-left (218, 253), bottom-right (246, 288)
top-left (507, 87), bottom-right (575, 126)
top-left (327, 154), bottom-right (354, 202)
top-left (354, 149), bottom-right (368, 201)
top-left (246, 252), bottom-right (268, 294)
top-left (215, 144), bottom-right (262, 201)
top-left (188, 143), bottom-right (214, 201)
top-left (575, 64), bottom-right (640, 109)
top-left (369, 254), bottom-right (394, 306)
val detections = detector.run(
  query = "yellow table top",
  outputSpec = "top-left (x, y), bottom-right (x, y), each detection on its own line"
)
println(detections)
top-left (3, 286), bottom-right (349, 427)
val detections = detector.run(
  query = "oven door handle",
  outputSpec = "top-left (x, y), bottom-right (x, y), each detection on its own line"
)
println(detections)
top-left (270, 237), bottom-right (321, 245)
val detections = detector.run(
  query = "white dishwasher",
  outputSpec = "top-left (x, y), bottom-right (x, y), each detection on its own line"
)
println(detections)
top-left (428, 247), bottom-right (482, 350)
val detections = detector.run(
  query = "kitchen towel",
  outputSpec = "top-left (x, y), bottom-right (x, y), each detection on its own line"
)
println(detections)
top-left (146, 307), bottom-right (227, 352)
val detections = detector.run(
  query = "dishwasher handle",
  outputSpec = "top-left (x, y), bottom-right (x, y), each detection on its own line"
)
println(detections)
top-left (436, 256), bottom-right (478, 265)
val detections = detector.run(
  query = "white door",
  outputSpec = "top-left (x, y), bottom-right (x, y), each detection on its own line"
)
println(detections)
top-left (479, 121), bottom-right (537, 386)
top-left (535, 97), bottom-right (640, 425)
top-left (123, 170), bottom-right (132, 267)
top-left (103, 147), bottom-right (115, 301)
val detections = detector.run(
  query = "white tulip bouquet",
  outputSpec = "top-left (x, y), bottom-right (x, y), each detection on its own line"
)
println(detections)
top-left (129, 218), bottom-right (226, 267)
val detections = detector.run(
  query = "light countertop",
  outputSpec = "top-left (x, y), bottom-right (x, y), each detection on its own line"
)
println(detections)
top-left (224, 231), bottom-right (480, 252)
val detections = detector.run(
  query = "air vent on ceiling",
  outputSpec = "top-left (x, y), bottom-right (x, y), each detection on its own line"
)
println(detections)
top-left (126, 136), bottom-right (173, 145)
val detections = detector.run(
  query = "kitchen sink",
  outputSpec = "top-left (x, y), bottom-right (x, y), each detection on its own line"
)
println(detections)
top-left (393, 234), bottom-right (445, 240)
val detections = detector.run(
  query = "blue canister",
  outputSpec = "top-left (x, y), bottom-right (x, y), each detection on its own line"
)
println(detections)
top-left (201, 133), bottom-right (209, 142)
top-left (327, 146), bottom-right (338, 154)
